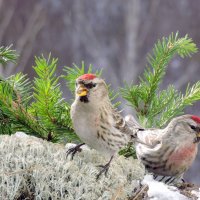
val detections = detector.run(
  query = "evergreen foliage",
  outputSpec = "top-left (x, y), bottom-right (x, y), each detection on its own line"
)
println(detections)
top-left (0, 73), bottom-right (40, 135)
top-left (0, 32), bottom-right (199, 148)
top-left (30, 55), bottom-right (76, 142)
top-left (0, 53), bottom-right (77, 142)
top-left (0, 45), bottom-right (18, 64)
top-left (121, 32), bottom-right (199, 128)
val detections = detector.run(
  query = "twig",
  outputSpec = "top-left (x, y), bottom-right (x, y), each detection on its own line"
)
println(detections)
top-left (131, 184), bottom-right (148, 200)
top-left (111, 185), bottom-right (124, 200)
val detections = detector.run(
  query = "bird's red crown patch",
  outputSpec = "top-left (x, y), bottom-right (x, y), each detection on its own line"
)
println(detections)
top-left (191, 115), bottom-right (200, 124)
top-left (79, 74), bottom-right (96, 80)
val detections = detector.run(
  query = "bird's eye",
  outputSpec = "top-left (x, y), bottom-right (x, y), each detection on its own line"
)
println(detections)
top-left (84, 83), bottom-right (97, 89)
top-left (190, 125), bottom-right (196, 130)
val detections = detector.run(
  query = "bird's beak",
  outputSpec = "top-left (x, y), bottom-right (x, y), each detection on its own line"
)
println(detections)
top-left (194, 130), bottom-right (200, 143)
top-left (77, 85), bottom-right (88, 97)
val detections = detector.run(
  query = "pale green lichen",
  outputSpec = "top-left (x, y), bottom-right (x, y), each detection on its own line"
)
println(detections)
top-left (0, 133), bottom-right (145, 200)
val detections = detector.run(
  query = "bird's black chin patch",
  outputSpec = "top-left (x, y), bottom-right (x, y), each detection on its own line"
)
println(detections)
top-left (80, 96), bottom-right (89, 103)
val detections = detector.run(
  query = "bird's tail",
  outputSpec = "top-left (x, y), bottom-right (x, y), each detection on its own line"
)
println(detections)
top-left (153, 174), bottom-right (183, 185)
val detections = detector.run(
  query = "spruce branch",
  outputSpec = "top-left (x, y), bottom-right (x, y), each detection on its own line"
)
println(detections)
top-left (121, 32), bottom-right (198, 128)
top-left (0, 109), bottom-right (12, 135)
top-left (142, 32), bottom-right (197, 108)
top-left (30, 54), bottom-right (77, 142)
top-left (6, 72), bottom-right (32, 105)
top-left (158, 81), bottom-right (200, 127)
top-left (0, 45), bottom-right (18, 64)
top-left (0, 80), bottom-right (46, 136)
top-left (0, 54), bottom-right (78, 142)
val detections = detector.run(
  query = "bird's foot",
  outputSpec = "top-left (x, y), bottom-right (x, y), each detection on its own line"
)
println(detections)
top-left (66, 143), bottom-right (85, 160)
top-left (96, 156), bottom-right (114, 180)
top-left (96, 163), bottom-right (110, 180)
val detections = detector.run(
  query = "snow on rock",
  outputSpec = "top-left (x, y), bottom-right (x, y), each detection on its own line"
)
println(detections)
top-left (191, 189), bottom-right (200, 199)
top-left (14, 131), bottom-right (29, 138)
top-left (142, 175), bottom-right (189, 200)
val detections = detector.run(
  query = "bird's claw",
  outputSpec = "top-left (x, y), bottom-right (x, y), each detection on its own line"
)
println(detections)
top-left (96, 155), bottom-right (114, 180)
top-left (66, 143), bottom-right (85, 160)
top-left (96, 163), bottom-right (110, 180)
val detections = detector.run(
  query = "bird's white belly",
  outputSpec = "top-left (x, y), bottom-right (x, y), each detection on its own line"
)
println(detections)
top-left (72, 111), bottom-right (115, 155)
top-left (74, 120), bottom-right (96, 146)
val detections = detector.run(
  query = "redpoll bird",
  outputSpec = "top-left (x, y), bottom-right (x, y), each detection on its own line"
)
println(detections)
top-left (68, 74), bottom-right (141, 178)
top-left (135, 115), bottom-right (200, 184)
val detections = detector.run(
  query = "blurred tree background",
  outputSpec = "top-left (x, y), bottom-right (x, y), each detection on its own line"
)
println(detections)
top-left (0, 0), bottom-right (200, 183)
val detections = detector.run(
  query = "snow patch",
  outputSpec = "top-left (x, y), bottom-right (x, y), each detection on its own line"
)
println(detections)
top-left (142, 175), bottom-right (189, 200)
top-left (14, 132), bottom-right (29, 138)
top-left (191, 188), bottom-right (200, 199)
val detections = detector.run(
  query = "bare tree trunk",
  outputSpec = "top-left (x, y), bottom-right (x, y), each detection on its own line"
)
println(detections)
top-left (0, 1), bottom-right (17, 77)
top-left (5, 2), bottom-right (46, 76)
top-left (0, 1), bottom-right (16, 44)
top-left (121, 0), bottom-right (141, 84)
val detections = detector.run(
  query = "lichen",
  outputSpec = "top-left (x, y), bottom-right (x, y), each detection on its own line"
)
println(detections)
top-left (0, 133), bottom-right (144, 200)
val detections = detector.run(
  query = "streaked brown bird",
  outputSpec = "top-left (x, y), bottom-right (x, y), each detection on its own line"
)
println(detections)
top-left (68, 74), bottom-right (141, 179)
top-left (135, 115), bottom-right (200, 184)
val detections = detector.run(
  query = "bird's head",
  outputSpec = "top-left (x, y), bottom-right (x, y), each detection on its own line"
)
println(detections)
top-left (167, 115), bottom-right (200, 143)
top-left (75, 74), bottom-right (109, 104)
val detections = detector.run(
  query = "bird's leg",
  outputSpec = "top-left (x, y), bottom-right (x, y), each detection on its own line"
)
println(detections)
top-left (66, 143), bottom-right (85, 160)
top-left (96, 155), bottom-right (114, 180)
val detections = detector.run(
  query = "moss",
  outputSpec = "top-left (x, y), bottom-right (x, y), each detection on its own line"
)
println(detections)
top-left (0, 133), bottom-right (144, 200)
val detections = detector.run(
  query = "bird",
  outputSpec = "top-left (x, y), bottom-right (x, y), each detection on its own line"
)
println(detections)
top-left (134, 114), bottom-right (200, 184)
top-left (68, 73), bottom-right (142, 179)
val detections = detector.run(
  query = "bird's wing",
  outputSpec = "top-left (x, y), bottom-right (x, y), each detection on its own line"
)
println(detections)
top-left (122, 113), bottom-right (162, 147)
top-left (136, 129), bottom-right (162, 148)
top-left (124, 114), bottom-right (144, 130)
top-left (112, 111), bottom-right (142, 137)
